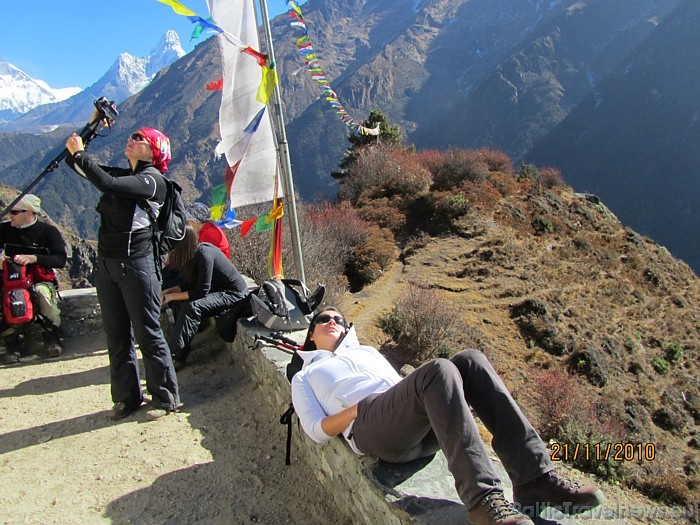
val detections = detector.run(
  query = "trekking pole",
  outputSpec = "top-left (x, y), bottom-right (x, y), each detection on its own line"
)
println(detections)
top-left (269, 332), bottom-right (300, 346)
top-left (0, 97), bottom-right (118, 222)
top-left (254, 340), bottom-right (296, 355)
top-left (254, 334), bottom-right (301, 353)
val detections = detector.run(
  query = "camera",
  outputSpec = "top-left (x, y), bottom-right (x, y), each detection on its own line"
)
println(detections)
top-left (93, 97), bottom-right (118, 122)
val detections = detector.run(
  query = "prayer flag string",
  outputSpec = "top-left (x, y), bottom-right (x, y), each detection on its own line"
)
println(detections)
top-left (285, 1), bottom-right (380, 136)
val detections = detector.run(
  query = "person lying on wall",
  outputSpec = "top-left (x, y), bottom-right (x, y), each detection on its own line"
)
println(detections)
top-left (161, 226), bottom-right (249, 371)
top-left (290, 307), bottom-right (605, 525)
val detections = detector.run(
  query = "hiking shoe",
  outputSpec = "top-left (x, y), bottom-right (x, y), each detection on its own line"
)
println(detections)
top-left (513, 470), bottom-right (604, 515)
top-left (4, 352), bottom-right (20, 365)
top-left (43, 331), bottom-right (63, 358)
top-left (108, 402), bottom-right (140, 421)
top-left (145, 407), bottom-right (176, 421)
top-left (468, 491), bottom-right (533, 525)
top-left (46, 342), bottom-right (63, 358)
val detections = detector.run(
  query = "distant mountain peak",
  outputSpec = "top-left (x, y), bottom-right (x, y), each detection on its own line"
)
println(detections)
top-left (147, 30), bottom-right (186, 77)
top-left (0, 58), bottom-right (80, 123)
top-left (1, 31), bottom-right (186, 133)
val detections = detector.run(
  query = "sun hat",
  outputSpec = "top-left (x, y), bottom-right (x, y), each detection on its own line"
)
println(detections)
top-left (13, 194), bottom-right (41, 214)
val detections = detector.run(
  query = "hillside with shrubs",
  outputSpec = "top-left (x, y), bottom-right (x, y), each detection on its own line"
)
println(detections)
top-left (226, 113), bottom-right (699, 513)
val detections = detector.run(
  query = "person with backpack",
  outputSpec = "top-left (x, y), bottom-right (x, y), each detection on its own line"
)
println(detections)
top-left (290, 308), bottom-right (605, 525)
top-left (161, 226), bottom-right (249, 371)
top-left (0, 193), bottom-right (66, 363)
top-left (65, 124), bottom-right (180, 422)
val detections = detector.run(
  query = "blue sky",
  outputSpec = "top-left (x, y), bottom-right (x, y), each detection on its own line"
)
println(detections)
top-left (1, 0), bottom-right (297, 89)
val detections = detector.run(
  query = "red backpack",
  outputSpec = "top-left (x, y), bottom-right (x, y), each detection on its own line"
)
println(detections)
top-left (2, 260), bottom-right (34, 325)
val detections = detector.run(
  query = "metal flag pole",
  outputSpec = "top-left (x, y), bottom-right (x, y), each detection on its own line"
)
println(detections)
top-left (257, 0), bottom-right (306, 284)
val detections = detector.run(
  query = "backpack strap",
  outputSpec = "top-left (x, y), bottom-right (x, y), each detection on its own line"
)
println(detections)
top-left (279, 403), bottom-right (296, 466)
top-left (136, 171), bottom-right (167, 277)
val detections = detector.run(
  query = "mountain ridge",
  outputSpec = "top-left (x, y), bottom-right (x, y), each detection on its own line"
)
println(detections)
top-left (0, 30), bottom-right (185, 134)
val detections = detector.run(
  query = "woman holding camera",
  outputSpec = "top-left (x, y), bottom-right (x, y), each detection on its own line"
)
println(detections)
top-left (65, 124), bottom-right (180, 422)
top-left (161, 226), bottom-right (249, 371)
top-left (291, 307), bottom-right (604, 525)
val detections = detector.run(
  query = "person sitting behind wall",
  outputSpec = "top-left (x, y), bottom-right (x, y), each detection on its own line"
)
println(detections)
top-left (0, 194), bottom-right (67, 363)
top-left (291, 307), bottom-right (605, 525)
top-left (162, 226), bottom-right (248, 371)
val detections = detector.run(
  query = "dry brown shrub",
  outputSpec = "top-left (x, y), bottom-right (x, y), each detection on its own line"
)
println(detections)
top-left (227, 201), bottom-right (369, 300)
top-left (339, 145), bottom-right (430, 205)
top-left (414, 149), bottom-right (446, 174)
top-left (357, 197), bottom-right (407, 233)
top-left (460, 180), bottom-right (503, 210)
top-left (430, 148), bottom-right (489, 191)
top-left (539, 166), bottom-right (565, 189)
top-left (378, 283), bottom-right (460, 365)
top-left (629, 464), bottom-right (694, 506)
top-left (523, 367), bottom-right (631, 481)
top-left (427, 190), bottom-right (472, 231)
top-left (475, 148), bottom-right (514, 175)
top-left (487, 171), bottom-right (520, 198)
top-left (346, 224), bottom-right (396, 290)
top-left (524, 367), bottom-right (595, 438)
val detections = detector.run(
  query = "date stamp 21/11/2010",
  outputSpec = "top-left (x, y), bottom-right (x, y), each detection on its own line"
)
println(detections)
top-left (550, 441), bottom-right (656, 462)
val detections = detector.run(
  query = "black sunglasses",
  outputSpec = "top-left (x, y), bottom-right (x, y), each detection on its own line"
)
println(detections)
top-left (130, 133), bottom-right (147, 142)
top-left (314, 314), bottom-right (346, 327)
top-left (9, 210), bottom-right (27, 215)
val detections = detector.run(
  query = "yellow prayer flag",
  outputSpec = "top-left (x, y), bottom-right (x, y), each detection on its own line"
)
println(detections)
top-left (210, 204), bottom-right (226, 221)
top-left (256, 66), bottom-right (279, 105)
top-left (157, 0), bottom-right (198, 17)
top-left (268, 203), bottom-right (285, 221)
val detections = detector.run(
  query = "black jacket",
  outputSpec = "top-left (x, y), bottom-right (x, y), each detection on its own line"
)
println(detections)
top-left (186, 243), bottom-right (248, 300)
top-left (0, 220), bottom-right (67, 270)
top-left (67, 154), bottom-right (167, 258)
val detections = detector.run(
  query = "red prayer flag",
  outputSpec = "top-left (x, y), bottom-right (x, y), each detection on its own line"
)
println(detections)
top-left (240, 217), bottom-right (258, 237)
top-left (242, 46), bottom-right (268, 67)
top-left (206, 78), bottom-right (224, 91)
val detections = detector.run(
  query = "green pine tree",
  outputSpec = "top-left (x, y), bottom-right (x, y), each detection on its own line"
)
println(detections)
top-left (332, 109), bottom-right (403, 179)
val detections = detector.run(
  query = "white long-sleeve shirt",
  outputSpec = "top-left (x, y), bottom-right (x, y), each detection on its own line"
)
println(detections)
top-left (291, 326), bottom-right (401, 454)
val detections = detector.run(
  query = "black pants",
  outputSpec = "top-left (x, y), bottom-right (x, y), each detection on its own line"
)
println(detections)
top-left (96, 255), bottom-right (180, 411)
top-left (169, 290), bottom-right (249, 360)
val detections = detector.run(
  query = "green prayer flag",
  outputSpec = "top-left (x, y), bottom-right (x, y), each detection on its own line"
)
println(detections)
top-left (211, 183), bottom-right (228, 206)
top-left (255, 212), bottom-right (274, 232)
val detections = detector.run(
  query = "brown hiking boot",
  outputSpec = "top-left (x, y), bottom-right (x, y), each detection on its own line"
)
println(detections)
top-left (468, 491), bottom-right (533, 525)
top-left (513, 470), bottom-right (604, 515)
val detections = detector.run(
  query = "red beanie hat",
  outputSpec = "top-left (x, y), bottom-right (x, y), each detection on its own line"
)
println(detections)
top-left (136, 128), bottom-right (171, 173)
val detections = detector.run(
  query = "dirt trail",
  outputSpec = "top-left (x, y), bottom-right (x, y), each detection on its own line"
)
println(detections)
top-left (0, 327), bottom-right (351, 525)
top-left (340, 258), bottom-right (405, 347)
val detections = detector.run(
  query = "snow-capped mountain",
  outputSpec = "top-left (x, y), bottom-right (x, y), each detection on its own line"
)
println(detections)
top-left (0, 59), bottom-right (80, 123)
top-left (1, 30), bottom-right (186, 133)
